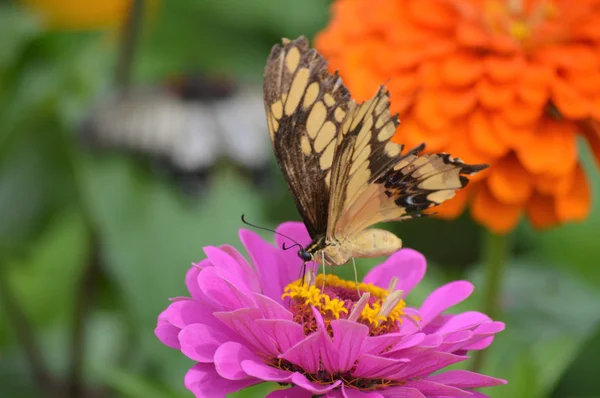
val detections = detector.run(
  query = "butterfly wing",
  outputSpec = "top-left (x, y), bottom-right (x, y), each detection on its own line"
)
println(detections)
top-left (263, 36), bottom-right (353, 238)
top-left (327, 87), bottom-right (487, 239)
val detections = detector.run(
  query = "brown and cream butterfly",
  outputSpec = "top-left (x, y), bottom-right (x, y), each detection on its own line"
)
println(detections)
top-left (263, 36), bottom-right (487, 266)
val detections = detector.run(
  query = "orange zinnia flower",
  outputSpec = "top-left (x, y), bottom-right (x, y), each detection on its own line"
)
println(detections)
top-left (316, 0), bottom-right (599, 234)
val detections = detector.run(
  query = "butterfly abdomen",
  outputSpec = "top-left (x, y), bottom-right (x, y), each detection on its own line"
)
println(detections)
top-left (349, 228), bottom-right (403, 259)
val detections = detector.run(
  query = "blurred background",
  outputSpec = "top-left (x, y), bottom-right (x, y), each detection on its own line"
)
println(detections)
top-left (0, 0), bottom-right (599, 397)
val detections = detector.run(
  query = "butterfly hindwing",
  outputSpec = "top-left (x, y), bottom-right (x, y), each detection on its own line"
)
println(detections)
top-left (263, 37), bottom-right (351, 237)
top-left (328, 89), bottom-right (487, 239)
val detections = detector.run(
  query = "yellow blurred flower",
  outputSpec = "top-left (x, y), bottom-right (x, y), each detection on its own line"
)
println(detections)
top-left (19, 0), bottom-right (153, 30)
top-left (316, 0), bottom-right (599, 234)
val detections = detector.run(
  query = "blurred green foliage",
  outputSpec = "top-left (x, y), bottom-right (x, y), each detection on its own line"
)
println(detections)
top-left (0, 1), bottom-right (599, 397)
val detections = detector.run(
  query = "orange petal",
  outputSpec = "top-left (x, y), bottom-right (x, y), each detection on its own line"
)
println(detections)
top-left (441, 51), bottom-right (485, 87)
top-left (520, 62), bottom-right (554, 86)
top-left (536, 172), bottom-right (574, 197)
top-left (456, 21), bottom-right (491, 48)
top-left (564, 69), bottom-right (600, 96)
top-left (533, 46), bottom-right (572, 70)
top-left (526, 192), bottom-right (559, 230)
top-left (515, 120), bottom-right (578, 175)
top-left (484, 55), bottom-right (525, 83)
top-left (517, 82), bottom-right (549, 108)
top-left (467, 110), bottom-right (510, 157)
top-left (444, 121), bottom-right (493, 171)
top-left (554, 164), bottom-right (591, 222)
top-left (393, 117), bottom-right (451, 152)
top-left (435, 88), bottom-right (478, 118)
top-left (560, 44), bottom-right (599, 71)
top-left (477, 78), bottom-right (515, 109)
top-left (413, 92), bottom-right (451, 131)
top-left (517, 62), bottom-right (552, 108)
top-left (551, 77), bottom-right (592, 119)
top-left (471, 183), bottom-right (522, 234)
top-left (488, 34), bottom-right (520, 55)
top-left (421, 39), bottom-right (458, 59)
top-left (581, 119), bottom-right (600, 168)
top-left (387, 72), bottom-right (420, 95)
top-left (432, 184), bottom-right (470, 219)
top-left (500, 98), bottom-right (543, 126)
top-left (489, 114), bottom-right (537, 150)
top-left (487, 154), bottom-right (533, 205)
top-left (408, 0), bottom-right (458, 30)
top-left (419, 61), bottom-right (445, 89)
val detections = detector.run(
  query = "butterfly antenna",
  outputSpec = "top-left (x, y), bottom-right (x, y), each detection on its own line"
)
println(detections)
top-left (240, 214), bottom-right (303, 250)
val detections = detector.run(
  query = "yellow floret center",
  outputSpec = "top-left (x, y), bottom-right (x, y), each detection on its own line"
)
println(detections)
top-left (282, 274), bottom-right (408, 334)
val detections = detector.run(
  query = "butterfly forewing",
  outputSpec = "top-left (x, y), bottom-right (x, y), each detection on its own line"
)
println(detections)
top-left (263, 37), bottom-right (352, 238)
top-left (264, 36), bottom-right (488, 263)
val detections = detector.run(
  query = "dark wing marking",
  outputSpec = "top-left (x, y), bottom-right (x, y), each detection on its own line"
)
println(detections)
top-left (327, 87), bottom-right (488, 238)
top-left (263, 36), bottom-right (351, 238)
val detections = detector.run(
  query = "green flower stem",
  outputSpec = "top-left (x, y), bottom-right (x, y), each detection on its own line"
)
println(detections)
top-left (471, 230), bottom-right (510, 373)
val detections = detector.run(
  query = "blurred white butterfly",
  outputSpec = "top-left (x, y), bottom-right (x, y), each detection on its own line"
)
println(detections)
top-left (81, 75), bottom-right (272, 193)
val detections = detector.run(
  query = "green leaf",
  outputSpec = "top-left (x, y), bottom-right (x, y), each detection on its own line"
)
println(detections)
top-left (470, 262), bottom-right (600, 398)
top-left (4, 209), bottom-right (89, 327)
top-left (79, 155), bottom-right (267, 384)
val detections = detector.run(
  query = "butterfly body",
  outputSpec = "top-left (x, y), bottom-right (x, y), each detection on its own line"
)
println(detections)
top-left (264, 37), bottom-right (488, 267)
top-left (304, 229), bottom-right (403, 266)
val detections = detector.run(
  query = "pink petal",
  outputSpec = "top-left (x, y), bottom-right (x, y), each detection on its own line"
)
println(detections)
top-left (155, 310), bottom-right (181, 349)
top-left (363, 333), bottom-right (425, 356)
top-left (239, 229), bottom-right (288, 303)
top-left (267, 386), bottom-right (313, 398)
top-left (179, 323), bottom-right (237, 363)
top-left (219, 244), bottom-right (261, 292)
top-left (214, 342), bottom-right (261, 380)
top-left (274, 222), bottom-right (312, 286)
top-left (427, 369), bottom-right (507, 388)
top-left (215, 308), bottom-right (279, 357)
top-left (383, 334), bottom-right (427, 355)
top-left (381, 386), bottom-right (426, 397)
top-left (331, 320), bottom-right (369, 372)
top-left (403, 380), bottom-right (472, 396)
top-left (363, 249), bottom-right (426, 295)
top-left (463, 335), bottom-right (495, 350)
top-left (290, 373), bottom-right (342, 395)
top-left (198, 267), bottom-right (255, 310)
top-left (241, 359), bottom-right (294, 381)
top-left (275, 221), bottom-right (311, 247)
top-left (438, 330), bottom-right (474, 352)
top-left (254, 293), bottom-right (293, 320)
top-left (184, 363), bottom-right (257, 398)
top-left (241, 360), bottom-right (342, 396)
top-left (280, 332), bottom-right (322, 374)
top-left (342, 385), bottom-right (384, 398)
top-left (392, 351), bottom-right (467, 380)
top-left (352, 354), bottom-right (410, 379)
top-left (419, 281), bottom-right (474, 326)
top-left (185, 263), bottom-right (208, 300)
top-left (434, 312), bottom-right (490, 335)
top-left (256, 319), bottom-right (305, 353)
top-left (461, 322), bottom-right (505, 351)
top-left (204, 246), bottom-right (256, 295)
top-left (161, 299), bottom-right (218, 329)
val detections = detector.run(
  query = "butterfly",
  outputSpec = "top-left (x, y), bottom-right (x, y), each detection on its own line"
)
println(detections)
top-left (263, 36), bottom-right (488, 266)
top-left (82, 74), bottom-right (271, 195)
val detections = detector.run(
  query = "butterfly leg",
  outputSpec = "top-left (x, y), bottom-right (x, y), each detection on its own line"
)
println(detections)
top-left (298, 261), bottom-right (307, 286)
top-left (351, 256), bottom-right (361, 298)
top-left (321, 251), bottom-right (327, 292)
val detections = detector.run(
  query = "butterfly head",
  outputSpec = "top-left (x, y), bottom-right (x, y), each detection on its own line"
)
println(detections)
top-left (297, 248), bottom-right (313, 262)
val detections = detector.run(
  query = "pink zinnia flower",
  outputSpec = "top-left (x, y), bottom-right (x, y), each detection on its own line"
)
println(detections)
top-left (155, 222), bottom-right (506, 397)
